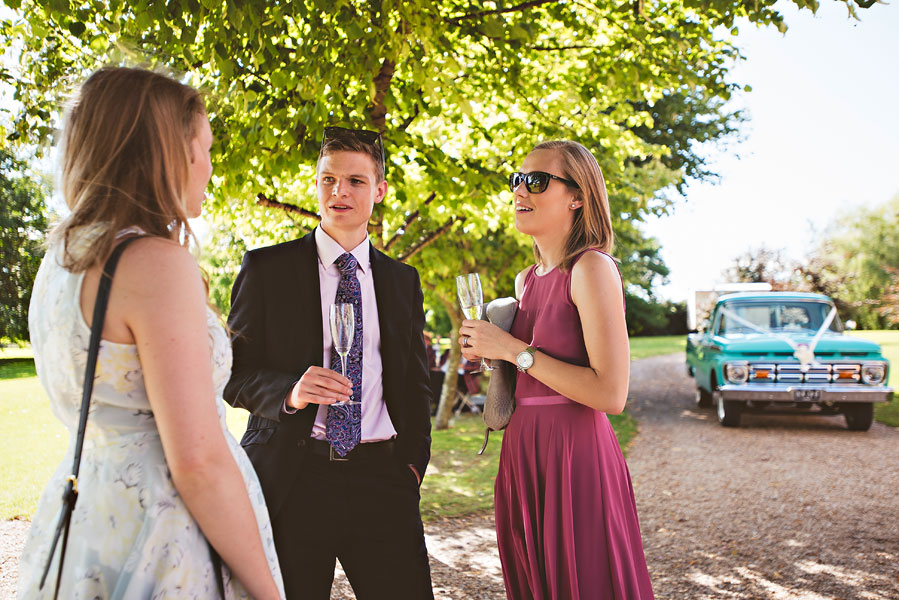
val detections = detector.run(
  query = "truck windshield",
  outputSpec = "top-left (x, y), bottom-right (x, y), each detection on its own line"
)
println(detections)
top-left (716, 301), bottom-right (842, 335)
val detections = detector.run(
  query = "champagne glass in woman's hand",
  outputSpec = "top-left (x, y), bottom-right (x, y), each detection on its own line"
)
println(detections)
top-left (329, 303), bottom-right (361, 404)
top-left (456, 273), bottom-right (491, 372)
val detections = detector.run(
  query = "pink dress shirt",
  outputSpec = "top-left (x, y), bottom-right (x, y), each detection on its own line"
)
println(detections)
top-left (309, 226), bottom-right (397, 442)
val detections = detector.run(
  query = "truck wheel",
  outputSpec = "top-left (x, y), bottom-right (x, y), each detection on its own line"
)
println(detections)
top-left (695, 386), bottom-right (712, 408)
top-left (715, 390), bottom-right (742, 427)
top-left (843, 403), bottom-right (874, 431)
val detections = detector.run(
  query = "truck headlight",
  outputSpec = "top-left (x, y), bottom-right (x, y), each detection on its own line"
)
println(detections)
top-left (861, 363), bottom-right (886, 385)
top-left (724, 362), bottom-right (749, 384)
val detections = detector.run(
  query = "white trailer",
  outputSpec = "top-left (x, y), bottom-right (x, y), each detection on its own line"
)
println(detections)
top-left (687, 282), bottom-right (773, 331)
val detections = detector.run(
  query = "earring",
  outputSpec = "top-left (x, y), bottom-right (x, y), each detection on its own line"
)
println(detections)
top-left (570, 204), bottom-right (576, 208)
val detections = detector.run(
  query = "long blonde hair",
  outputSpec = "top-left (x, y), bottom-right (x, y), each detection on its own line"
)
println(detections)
top-left (52, 66), bottom-right (205, 271)
top-left (531, 140), bottom-right (614, 272)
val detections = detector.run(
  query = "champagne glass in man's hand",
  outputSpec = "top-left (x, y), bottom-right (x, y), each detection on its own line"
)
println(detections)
top-left (329, 303), bottom-right (361, 404)
top-left (456, 273), bottom-right (491, 372)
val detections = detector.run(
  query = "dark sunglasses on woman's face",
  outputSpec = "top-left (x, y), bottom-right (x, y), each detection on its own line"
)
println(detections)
top-left (508, 171), bottom-right (579, 194)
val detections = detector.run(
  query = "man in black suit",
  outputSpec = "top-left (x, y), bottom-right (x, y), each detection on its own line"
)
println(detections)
top-left (224, 127), bottom-right (433, 599)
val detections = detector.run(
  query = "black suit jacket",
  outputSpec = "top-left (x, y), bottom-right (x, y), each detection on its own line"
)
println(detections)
top-left (223, 231), bottom-right (432, 518)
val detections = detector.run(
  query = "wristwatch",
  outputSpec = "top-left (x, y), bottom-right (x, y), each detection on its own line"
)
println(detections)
top-left (516, 346), bottom-right (536, 373)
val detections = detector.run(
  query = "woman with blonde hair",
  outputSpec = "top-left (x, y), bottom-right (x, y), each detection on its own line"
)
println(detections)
top-left (17, 66), bottom-right (284, 599)
top-left (460, 140), bottom-right (654, 599)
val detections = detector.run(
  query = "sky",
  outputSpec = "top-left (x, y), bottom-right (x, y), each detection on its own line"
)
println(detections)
top-left (642, 1), bottom-right (899, 302)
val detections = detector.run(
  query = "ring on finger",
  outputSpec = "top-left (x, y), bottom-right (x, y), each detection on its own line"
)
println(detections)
top-left (462, 336), bottom-right (470, 347)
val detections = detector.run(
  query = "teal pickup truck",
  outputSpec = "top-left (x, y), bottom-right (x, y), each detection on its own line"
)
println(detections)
top-left (686, 291), bottom-right (892, 430)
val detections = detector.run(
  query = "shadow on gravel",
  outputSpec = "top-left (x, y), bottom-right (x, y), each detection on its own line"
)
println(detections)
top-left (674, 546), bottom-right (899, 600)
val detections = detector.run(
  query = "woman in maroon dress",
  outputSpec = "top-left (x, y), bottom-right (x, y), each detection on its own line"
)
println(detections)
top-left (459, 140), bottom-right (654, 599)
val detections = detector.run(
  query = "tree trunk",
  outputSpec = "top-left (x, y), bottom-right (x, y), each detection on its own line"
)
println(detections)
top-left (433, 302), bottom-right (463, 430)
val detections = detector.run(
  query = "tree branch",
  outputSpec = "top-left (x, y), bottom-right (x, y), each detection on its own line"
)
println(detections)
top-left (528, 44), bottom-right (605, 51)
top-left (255, 193), bottom-right (321, 220)
top-left (370, 58), bottom-right (396, 132)
top-left (396, 216), bottom-right (464, 262)
top-left (432, 297), bottom-right (465, 430)
top-left (383, 192), bottom-right (437, 252)
top-left (512, 86), bottom-right (577, 137)
top-left (446, 0), bottom-right (558, 24)
top-left (400, 101), bottom-right (421, 132)
top-left (370, 209), bottom-right (384, 249)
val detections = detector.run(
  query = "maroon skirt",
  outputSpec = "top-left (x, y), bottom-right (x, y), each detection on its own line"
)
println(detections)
top-left (494, 395), bottom-right (655, 599)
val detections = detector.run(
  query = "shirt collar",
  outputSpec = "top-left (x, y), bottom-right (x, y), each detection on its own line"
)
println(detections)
top-left (315, 226), bottom-right (370, 273)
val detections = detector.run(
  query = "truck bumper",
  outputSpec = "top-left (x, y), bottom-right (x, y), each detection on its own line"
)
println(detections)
top-left (719, 384), bottom-right (893, 403)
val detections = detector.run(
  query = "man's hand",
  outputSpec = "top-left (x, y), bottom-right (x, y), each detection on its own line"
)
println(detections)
top-left (408, 464), bottom-right (421, 486)
top-left (286, 366), bottom-right (353, 411)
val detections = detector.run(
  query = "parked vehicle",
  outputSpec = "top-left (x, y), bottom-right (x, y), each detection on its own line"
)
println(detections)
top-left (686, 291), bottom-right (892, 430)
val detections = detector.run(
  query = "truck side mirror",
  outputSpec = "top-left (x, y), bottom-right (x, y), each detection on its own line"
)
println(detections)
top-left (845, 319), bottom-right (857, 331)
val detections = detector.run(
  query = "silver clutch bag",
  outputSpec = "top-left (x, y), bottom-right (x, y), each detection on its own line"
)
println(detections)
top-left (479, 297), bottom-right (518, 454)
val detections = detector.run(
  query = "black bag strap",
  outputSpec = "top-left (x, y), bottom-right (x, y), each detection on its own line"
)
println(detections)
top-left (210, 542), bottom-right (226, 598)
top-left (39, 236), bottom-right (144, 598)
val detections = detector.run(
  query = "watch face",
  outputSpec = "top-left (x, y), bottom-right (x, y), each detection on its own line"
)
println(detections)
top-left (517, 350), bottom-right (534, 370)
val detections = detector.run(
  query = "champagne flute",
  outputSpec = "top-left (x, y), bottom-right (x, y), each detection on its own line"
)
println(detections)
top-left (330, 303), bottom-right (360, 405)
top-left (456, 273), bottom-right (491, 372)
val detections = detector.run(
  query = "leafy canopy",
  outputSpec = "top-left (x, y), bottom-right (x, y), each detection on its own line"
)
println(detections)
top-left (0, 148), bottom-right (48, 344)
top-left (3, 1), bottom-right (868, 269)
top-left (2, 0), bottom-right (874, 424)
top-left (721, 195), bottom-right (899, 330)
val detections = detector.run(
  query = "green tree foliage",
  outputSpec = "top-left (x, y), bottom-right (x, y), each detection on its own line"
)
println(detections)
top-left (722, 245), bottom-right (863, 324)
top-left (721, 195), bottom-right (899, 330)
top-left (417, 225), bottom-right (531, 426)
top-left (792, 251), bottom-right (856, 322)
top-left (0, 149), bottom-right (48, 344)
top-left (4, 0), bottom-right (862, 251)
top-left (626, 297), bottom-right (687, 336)
top-left (722, 246), bottom-right (795, 289)
top-left (1, 0), bottom-right (876, 421)
top-left (798, 195), bottom-right (899, 329)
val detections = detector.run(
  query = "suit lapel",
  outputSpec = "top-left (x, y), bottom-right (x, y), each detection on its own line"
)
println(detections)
top-left (371, 246), bottom-right (403, 398)
top-left (291, 232), bottom-right (324, 369)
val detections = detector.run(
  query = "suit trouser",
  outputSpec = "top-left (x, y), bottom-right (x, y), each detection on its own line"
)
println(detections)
top-left (271, 444), bottom-right (434, 600)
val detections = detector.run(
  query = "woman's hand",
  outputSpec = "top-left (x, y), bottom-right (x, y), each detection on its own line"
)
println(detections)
top-left (458, 319), bottom-right (526, 365)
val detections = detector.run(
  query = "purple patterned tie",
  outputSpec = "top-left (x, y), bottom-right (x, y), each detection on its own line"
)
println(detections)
top-left (327, 252), bottom-right (363, 456)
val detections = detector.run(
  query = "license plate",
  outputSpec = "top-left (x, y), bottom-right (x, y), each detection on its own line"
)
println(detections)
top-left (793, 389), bottom-right (821, 402)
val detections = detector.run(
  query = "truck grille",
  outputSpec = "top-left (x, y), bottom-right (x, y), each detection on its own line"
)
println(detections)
top-left (749, 363), bottom-right (861, 384)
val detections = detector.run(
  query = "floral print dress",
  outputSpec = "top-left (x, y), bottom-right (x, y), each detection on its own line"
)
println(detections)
top-left (17, 241), bottom-right (285, 599)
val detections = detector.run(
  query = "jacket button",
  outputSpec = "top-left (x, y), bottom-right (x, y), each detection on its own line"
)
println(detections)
top-left (297, 439), bottom-right (306, 448)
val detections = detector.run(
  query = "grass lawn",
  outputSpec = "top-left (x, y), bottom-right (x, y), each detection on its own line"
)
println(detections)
top-left (849, 330), bottom-right (899, 427)
top-left (629, 335), bottom-right (686, 360)
top-left (0, 360), bottom-right (68, 520)
top-left (0, 345), bottom-right (36, 360)
top-left (0, 359), bottom-right (254, 520)
top-left (0, 335), bottom-right (671, 521)
top-left (419, 410), bottom-right (637, 522)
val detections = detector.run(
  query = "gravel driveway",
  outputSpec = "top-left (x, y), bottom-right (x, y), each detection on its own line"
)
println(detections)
top-left (3, 353), bottom-right (897, 599)
top-left (629, 353), bottom-right (899, 600)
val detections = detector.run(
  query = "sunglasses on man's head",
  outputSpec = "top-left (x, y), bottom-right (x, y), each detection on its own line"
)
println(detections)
top-left (508, 171), bottom-right (579, 194)
top-left (322, 126), bottom-right (384, 157)
top-left (322, 126), bottom-right (381, 145)
top-left (321, 126), bottom-right (386, 177)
